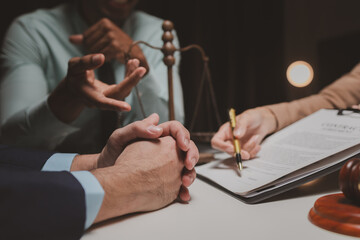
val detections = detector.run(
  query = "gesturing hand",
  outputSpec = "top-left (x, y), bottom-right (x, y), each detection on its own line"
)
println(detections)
top-left (69, 18), bottom-right (149, 72)
top-left (211, 107), bottom-right (278, 160)
top-left (67, 54), bottom-right (145, 108)
top-left (48, 53), bottom-right (146, 123)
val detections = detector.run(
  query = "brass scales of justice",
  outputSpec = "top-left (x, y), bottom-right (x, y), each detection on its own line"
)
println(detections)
top-left (125, 20), bottom-right (222, 142)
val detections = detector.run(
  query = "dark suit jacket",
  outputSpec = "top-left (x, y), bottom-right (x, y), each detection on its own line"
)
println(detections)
top-left (0, 145), bottom-right (86, 240)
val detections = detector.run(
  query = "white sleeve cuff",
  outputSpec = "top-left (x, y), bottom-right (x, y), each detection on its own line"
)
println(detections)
top-left (41, 153), bottom-right (77, 171)
top-left (71, 171), bottom-right (105, 229)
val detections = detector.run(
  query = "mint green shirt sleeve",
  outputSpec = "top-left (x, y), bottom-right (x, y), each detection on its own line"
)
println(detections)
top-left (41, 153), bottom-right (104, 229)
top-left (0, 18), bottom-right (79, 149)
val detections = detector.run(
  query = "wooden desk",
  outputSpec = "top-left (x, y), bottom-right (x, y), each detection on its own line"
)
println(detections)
top-left (82, 171), bottom-right (356, 240)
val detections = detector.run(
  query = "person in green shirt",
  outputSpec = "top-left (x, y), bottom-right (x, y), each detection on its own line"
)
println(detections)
top-left (0, 0), bottom-right (184, 153)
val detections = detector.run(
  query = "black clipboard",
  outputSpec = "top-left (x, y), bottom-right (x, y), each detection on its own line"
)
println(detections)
top-left (198, 152), bottom-right (359, 204)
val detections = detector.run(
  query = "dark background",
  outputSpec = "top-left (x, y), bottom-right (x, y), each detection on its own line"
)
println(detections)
top-left (2, 0), bottom-right (360, 132)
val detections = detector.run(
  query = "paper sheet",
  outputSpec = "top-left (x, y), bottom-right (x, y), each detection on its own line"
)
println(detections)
top-left (196, 109), bottom-right (360, 196)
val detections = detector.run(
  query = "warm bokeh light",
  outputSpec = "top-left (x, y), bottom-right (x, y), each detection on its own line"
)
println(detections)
top-left (286, 61), bottom-right (314, 87)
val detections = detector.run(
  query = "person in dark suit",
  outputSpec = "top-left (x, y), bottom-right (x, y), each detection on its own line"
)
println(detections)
top-left (0, 113), bottom-right (198, 240)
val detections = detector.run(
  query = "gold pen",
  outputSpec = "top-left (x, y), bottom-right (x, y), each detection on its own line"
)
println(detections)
top-left (228, 108), bottom-right (243, 170)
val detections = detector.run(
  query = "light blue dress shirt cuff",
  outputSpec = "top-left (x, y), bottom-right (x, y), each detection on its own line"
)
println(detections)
top-left (71, 171), bottom-right (105, 229)
top-left (41, 153), bottom-right (77, 171)
top-left (41, 154), bottom-right (105, 229)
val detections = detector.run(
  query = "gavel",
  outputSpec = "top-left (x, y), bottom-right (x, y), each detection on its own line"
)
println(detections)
top-left (309, 158), bottom-right (360, 237)
top-left (339, 158), bottom-right (360, 204)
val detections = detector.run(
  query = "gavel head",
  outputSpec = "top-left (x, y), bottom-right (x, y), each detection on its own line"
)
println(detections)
top-left (339, 158), bottom-right (360, 204)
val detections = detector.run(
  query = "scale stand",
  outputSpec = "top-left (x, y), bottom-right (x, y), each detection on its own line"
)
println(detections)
top-left (126, 20), bottom-right (222, 143)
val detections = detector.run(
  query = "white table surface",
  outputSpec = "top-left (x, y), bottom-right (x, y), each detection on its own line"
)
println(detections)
top-left (82, 170), bottom-right (356, 240)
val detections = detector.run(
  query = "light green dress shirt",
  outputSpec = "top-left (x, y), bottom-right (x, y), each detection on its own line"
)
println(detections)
top-left (0, 3), bottom-right (184, 153)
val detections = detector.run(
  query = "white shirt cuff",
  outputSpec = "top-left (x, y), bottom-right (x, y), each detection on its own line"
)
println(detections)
top-left (41, 153), bottom-right (77, 171)
top-left (71, 171), bottom-right (105, 229)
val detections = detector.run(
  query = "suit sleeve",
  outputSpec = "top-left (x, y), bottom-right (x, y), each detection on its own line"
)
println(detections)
top-left (0, 144), bottom-right (54, 170)
top-left (0, 169), bottom-right (86, 240)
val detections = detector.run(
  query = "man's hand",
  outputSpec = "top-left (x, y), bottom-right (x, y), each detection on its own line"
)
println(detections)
top-left (69, 113), bottom-right (164, 172)
top-left (97, 113), bottom-right (163, 168)
top-left (157, 120), bottom-right (198, 201)
top-left (70, 114), bottom-right (198, 224)
top-left (97, 113), bottom-right (199, 201)
top-left (211, 107), bottom-right (278, 159)
top-left (98, 114), bottom-right (199, 169)
top-left (69, 18), bottom-right (149, 72)
top-left (92, 136), bottom-right (185, 223)
top-left (48, 53), bottom-right (146, 123)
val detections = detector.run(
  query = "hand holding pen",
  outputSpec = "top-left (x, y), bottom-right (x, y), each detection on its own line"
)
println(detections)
top-left (212, 107), bottom-right (275, 160)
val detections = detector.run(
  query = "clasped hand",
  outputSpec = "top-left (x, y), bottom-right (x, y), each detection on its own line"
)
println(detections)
top-left (73, 114), bottom-right (199, 223)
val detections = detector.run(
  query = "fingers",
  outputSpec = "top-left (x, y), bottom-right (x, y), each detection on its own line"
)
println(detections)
top-left (158, 121), bottom-right (191, 152)
top-left (123, 113), bottom-right (162, 139)
top-left (69, 34), bottom-right (84, 45)
top-left (137, 113), bottom-right (162, 137)
top-left (211, 132), bottom-right (260, 159)
top-left (242, 134), bottom-right (262, 159)
top-left (241, 150), bottom-right (251, 160)
top-left (352, 104), bottom-right (360, 110)
top-left (77, 80), bottom-right (131, 112)
top-left (70, 18), bottom-right (111, 47)
top-left (110, 113), bottom-right (162, 147)
top-left (68, 54), bottom-right (105, 75)
top-left (83, 18), bottom-right (113, 47)
top-left (211, 122), bottom-right (234, 153)
top-left (223, 140), bottom-right (236, 155)
top-left (234, 114), bottom-right (250, 139)
top-left (249, 145), bottom-right (261, 159)
top-left (155, 120), bottom-right (199, 170)
top-left (126, 59), bottom-right (140, 77)
top-left (97, 114), bottom-right (161, 168)
top-left (178, 185), bottom-right (191, 202)
top-left (243, 134), bottom-right (260, 151)
top-left (104, 66), bottom-right (146, 99)
top-left (184, 140), bottom-right (199, 170)
top-left (87, 35), bottom-right (112, 55)
top-left (96, 42), bottom-right (126, 62)
top-left (95, 96), bottom-right (131, 112)
top-left (74, 18), bottom-right (131, 62)
top-left (179, 145), bottom-right (197, 203)
top-left (212, 112), bottom-right (261, 158)
top-left (182, 168), bottom-right (196, 187)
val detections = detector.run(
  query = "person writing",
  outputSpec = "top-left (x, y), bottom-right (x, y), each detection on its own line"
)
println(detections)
top-left (0, 0), bottom-right (184, 152)
top-left (0, 114), bottom-right (198, 240)
top-left (212, 63), bottom-right (360, 158)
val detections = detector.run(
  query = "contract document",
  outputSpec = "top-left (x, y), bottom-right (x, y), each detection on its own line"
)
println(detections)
top-left (196, 109), bottom-right (360, 203)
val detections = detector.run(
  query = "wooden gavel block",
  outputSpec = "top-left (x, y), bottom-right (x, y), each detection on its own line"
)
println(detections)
top-left (339, 158), bottom-right (360, 202)
top-left (308, 158), bottom-right (360, 237)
